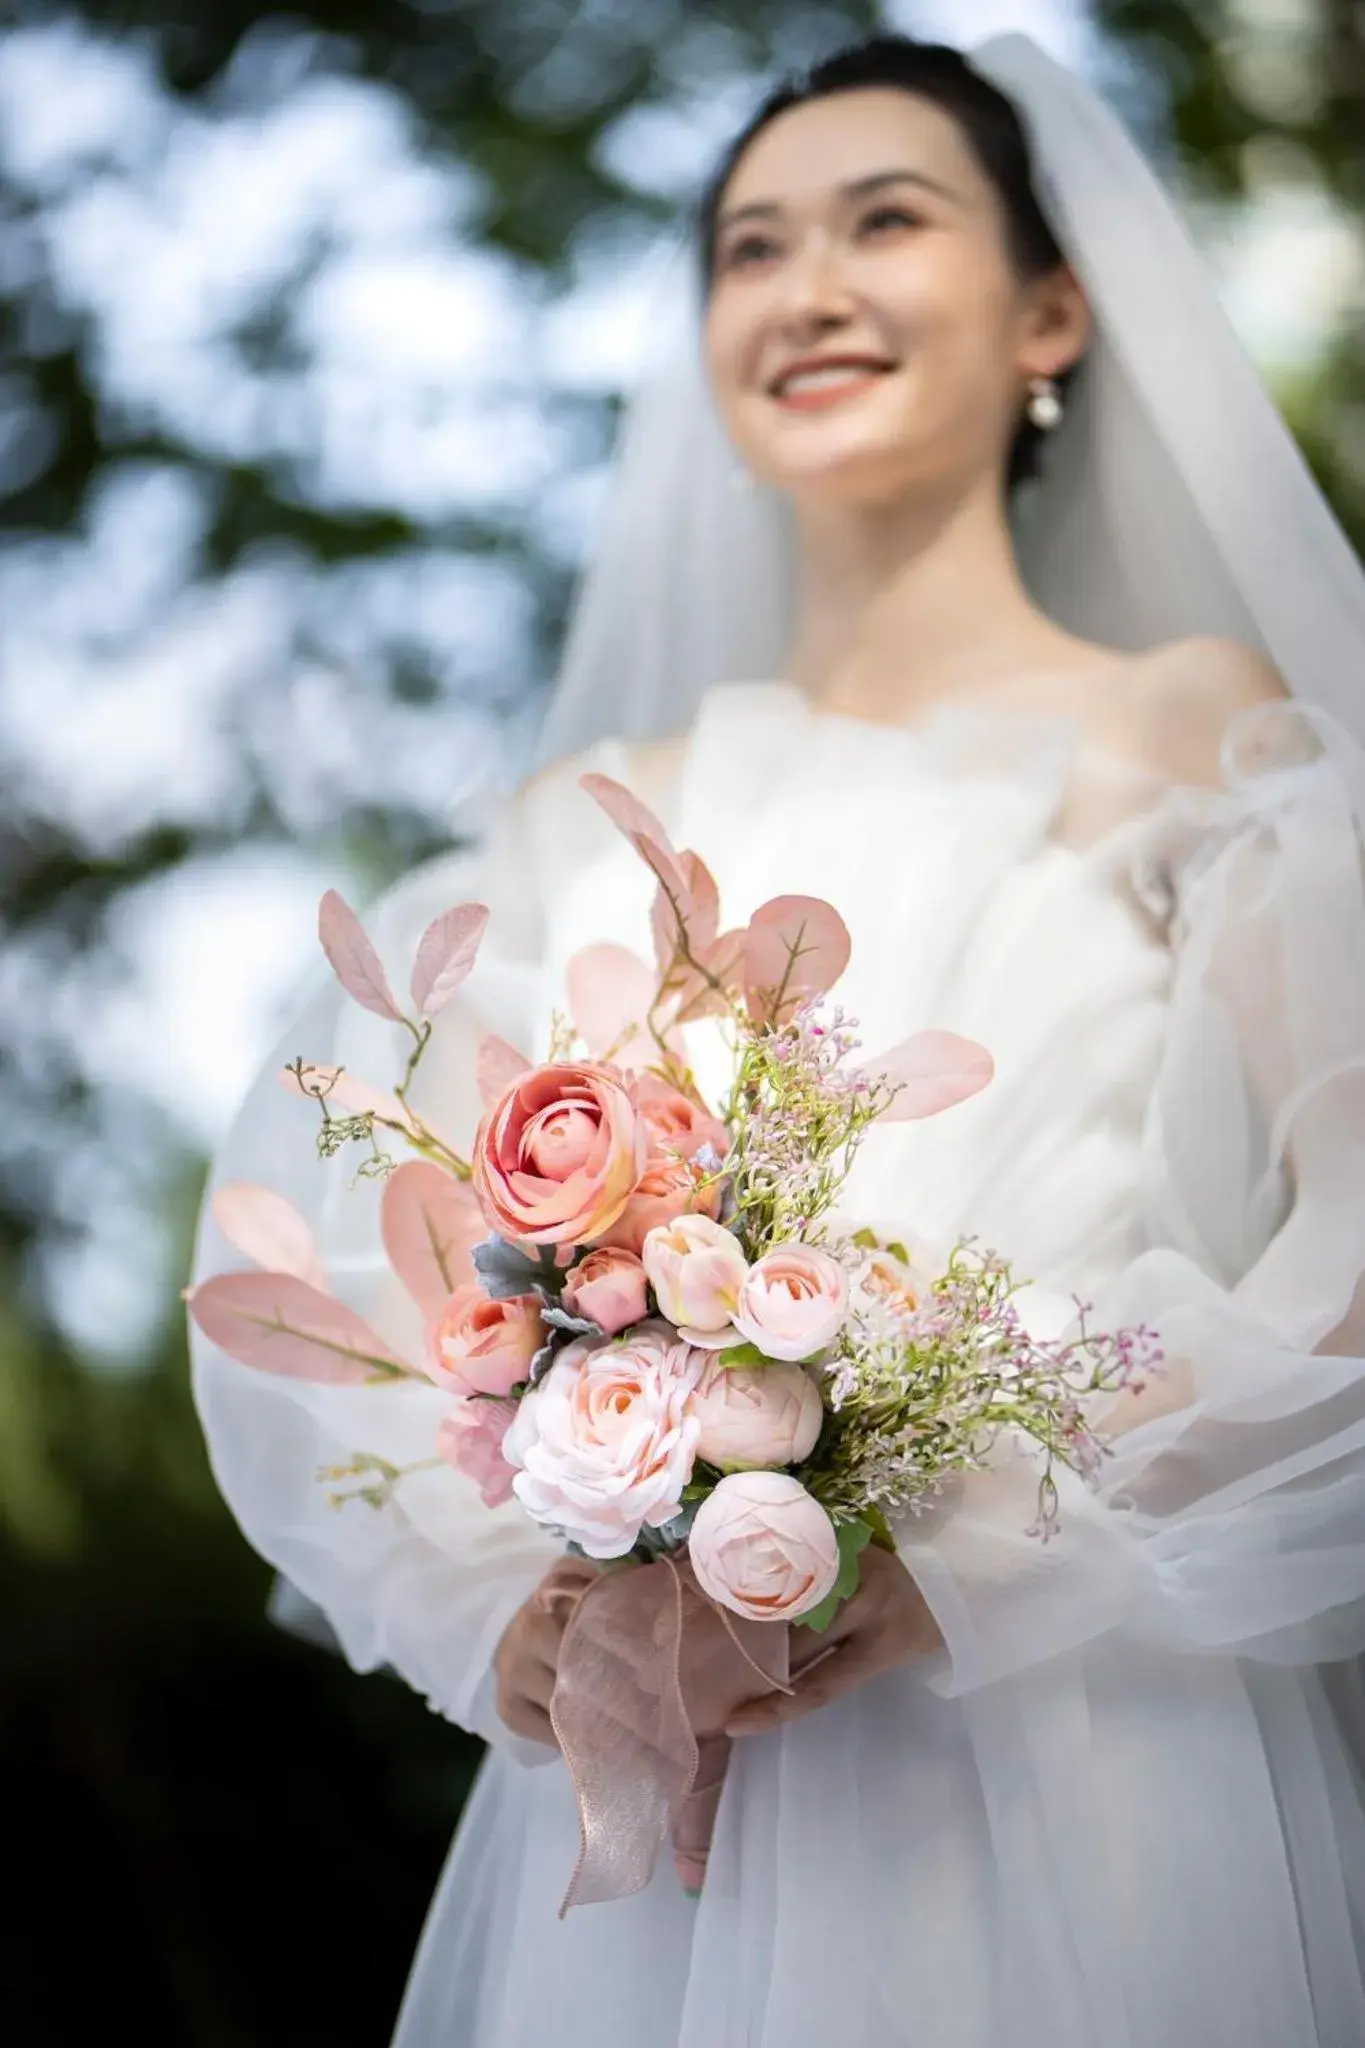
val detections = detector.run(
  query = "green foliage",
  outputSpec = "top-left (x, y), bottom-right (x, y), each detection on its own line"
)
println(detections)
top-left (717, 1338), bottom-right (774, 1370)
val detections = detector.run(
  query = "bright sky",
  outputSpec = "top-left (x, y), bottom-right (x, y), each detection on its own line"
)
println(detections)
top-left (0, 3), bottom-right (1357, 1363)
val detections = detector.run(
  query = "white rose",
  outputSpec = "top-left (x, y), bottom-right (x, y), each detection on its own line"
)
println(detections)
top-left (691, 1354), bottom-right (824, 1470)
top-left (732, 1243), bottom-right (848, 1361)
top-left (689, 1471), bottom-right (840, 1622)
top-left (503, 1322), bottom-right (704, 1559)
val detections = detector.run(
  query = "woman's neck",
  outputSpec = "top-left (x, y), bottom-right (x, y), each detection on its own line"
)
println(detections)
top-left (786, 469), bottom-right (1091, 723)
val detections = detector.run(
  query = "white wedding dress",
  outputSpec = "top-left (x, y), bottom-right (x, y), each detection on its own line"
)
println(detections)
top-left (193, 679), bottom-right (1365, 2047)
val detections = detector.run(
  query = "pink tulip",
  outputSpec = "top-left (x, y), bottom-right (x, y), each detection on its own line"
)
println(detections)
top-left (642, 1215), bottom-right (749, 1345)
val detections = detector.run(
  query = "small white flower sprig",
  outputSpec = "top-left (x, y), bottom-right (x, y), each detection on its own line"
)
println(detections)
top-left (809, 1236), bottom-right (1165, 1541)
top-left (724, 999), bottom-right (897, 1258)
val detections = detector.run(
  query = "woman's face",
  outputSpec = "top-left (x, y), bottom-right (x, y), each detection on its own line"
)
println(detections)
top-left (704, 88), bottom-right (1087, 509)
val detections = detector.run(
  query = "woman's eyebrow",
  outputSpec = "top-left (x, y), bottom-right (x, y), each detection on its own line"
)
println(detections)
top-left (717, 167), bottom-right (963, 232)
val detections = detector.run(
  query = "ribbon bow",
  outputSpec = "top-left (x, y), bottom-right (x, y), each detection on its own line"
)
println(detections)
top-left (540, 1552), bottom-right (794, 1915)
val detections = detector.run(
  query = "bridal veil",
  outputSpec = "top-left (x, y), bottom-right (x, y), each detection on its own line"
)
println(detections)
top-left (189, 41), bottom-right (1365, 2042)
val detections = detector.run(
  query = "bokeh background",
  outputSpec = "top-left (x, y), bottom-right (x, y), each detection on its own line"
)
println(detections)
top-left (0, 1), bottom-right (1360, 2038)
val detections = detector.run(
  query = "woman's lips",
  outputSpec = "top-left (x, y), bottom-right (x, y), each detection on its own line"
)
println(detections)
top-left (769, 363), bottom-right (893, 413)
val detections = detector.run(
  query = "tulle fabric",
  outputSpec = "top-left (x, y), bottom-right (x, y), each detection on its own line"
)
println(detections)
top-left (192, 682), bottom-right (1365, 2045)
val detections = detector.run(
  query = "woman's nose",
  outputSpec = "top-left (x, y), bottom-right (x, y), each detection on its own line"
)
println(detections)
top-left (774, 234), bottom-right (857, 336)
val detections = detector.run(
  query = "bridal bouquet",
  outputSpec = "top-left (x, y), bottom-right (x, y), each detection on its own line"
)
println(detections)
top-left (189, 770), bottom-right (1160, 1908)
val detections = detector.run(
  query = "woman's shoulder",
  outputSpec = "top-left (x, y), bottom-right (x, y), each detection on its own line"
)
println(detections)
top-left (519, 731), bottom-right (688, 815)
top-left (1117, 635), bottom-right (1290, 791)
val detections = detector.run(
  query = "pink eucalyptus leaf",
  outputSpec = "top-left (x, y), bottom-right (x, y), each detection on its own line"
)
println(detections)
top-left (567, 943), bottom-right (658, 1068)
top-left (381, 1161), bottom-right (485, 1320)
top-left (743, 895), bottom-right (852, 1027)
top-left (861, 1031), bottom-right (996, 1121)
top-left (279, 1063), bottom-right (413, 1130)
top-left (477, 1035), bottom-right (531, 1108)
top-left (210, 1181), bottom-right (326, 1288)
top-left (579, 771), bottom-right (692, 903)
top-left (410, 902), bottom-right (489, 1017)
top-left (318, 889), bottom-right (406, 1024)
top-left (651, 849), bottom-right (721, 974)
top-left (672, 927), bottom-right (748, 1023)
top-left (188, 1272), bottom-right (411, 1384)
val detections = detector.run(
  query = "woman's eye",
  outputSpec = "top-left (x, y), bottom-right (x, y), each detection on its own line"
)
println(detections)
top-left (719, 232), bottom-right (781, 272)
top-left (858, 204), bottom-right (923, 237)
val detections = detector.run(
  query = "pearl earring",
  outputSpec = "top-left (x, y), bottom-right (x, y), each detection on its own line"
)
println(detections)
top-left (1026, 374), bottom-right (1063, 430)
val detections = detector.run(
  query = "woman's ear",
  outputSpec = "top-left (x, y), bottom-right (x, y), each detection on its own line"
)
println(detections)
top-left (1020, 263), bottom-right (1090, 379)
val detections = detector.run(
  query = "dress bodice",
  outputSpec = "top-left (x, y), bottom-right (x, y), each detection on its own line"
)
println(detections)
top-left (524, 680), bottom-right (1183, 1312)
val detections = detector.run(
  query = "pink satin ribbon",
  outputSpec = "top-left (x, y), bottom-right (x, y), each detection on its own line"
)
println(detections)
top-left (546, 1553), bottom-right (792, 1916)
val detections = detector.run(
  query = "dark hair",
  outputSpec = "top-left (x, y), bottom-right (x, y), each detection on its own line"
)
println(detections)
top-left (698, 36), bottom-right (1077, 490)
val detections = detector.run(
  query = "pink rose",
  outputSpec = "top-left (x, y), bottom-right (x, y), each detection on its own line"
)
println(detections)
top-left (437, 1397), bottom-right (518, 1508)
top-left (642, 1214), bottom-right (749, 1345)
top-left (691, 1354), bottom-right (824, 1470)
top-left (472, 1061), bottom-right (647, 1247)
top-left (636, 1074), bottom-right (730, 1164)
top-left (502, 1323), bottom-right (703, 1558)
top-left (688, 1471), bottom-right (840, 1621)
top-left (562, 1245), bottom-right (649, 1336)
top-left (427, 1285), bottom-right (543, 1396)
top-left (732, 1244), bottom-right (848, 1362)
top-left (597, 1157), bottom-right (722, 1257)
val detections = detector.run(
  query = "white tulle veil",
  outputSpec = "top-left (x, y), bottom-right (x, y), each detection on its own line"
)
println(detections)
top-left (535, 30), bottom-right (1365, 769)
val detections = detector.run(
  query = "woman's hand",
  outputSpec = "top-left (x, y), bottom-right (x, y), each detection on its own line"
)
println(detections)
top-left (725, 1545), bottom-right (941, 1738)
top-left (492, 1555), bottom-right (599, 1745)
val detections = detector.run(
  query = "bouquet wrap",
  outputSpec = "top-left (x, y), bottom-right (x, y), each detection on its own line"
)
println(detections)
top-left (544, 1553), bottom-right (791, 1913)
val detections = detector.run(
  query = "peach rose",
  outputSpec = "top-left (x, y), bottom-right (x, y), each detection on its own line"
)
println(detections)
top-left (732, 1244), bottom-right (848, 1362)
top-left (437, 1397), bottom-right (518, 1508)
top-left (472, 1061), bottom-right (647, 1247)
top-left (688, 1471), bottom-right (840, 1621)
top-left (691, 1354), bottom-right (824, 1470)
top-left (427, 1285), bottom-right (543, 1396)
top-left (502, 1323), bottom-right (704, 1558)
top-left (596, 1156), bottom-right (722, 1256)
top-left (636, 1074), bottom-right (730, 1164)
top-left (642, 1214), bottom-right (749, 1345)
top-left (562, 1245), bottom-right (649, 1336)
top-left (856, 1238), bottom-right (943, 1320)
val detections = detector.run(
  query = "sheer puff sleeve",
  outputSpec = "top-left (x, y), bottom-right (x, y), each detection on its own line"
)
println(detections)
top-left (899, 700), bottom-right (1365, 1695)
top-left (189, 775), bottom-right (578, 1762)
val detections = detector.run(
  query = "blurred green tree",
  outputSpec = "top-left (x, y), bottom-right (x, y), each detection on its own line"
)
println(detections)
top-left (0, 2), bottom-right (1359, 2038)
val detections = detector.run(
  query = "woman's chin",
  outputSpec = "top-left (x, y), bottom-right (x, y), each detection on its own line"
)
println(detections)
top-left (767, 449), bottom-right (922, 513)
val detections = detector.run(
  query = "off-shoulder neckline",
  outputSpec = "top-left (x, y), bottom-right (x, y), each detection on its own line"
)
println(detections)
top-left (711, 677), bottom-right (1172, 794)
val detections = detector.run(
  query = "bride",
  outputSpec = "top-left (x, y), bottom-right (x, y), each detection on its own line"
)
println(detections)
top-left (192, 32), bottom-right (1365, 2048)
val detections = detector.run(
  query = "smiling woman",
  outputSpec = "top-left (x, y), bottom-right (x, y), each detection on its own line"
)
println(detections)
top-left (703, 88), bottom-right (1086, 514)
top-left (190, 29), bottom-right (1365, 2048)
top-left (699, 39), bottom-right (1082, 499)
